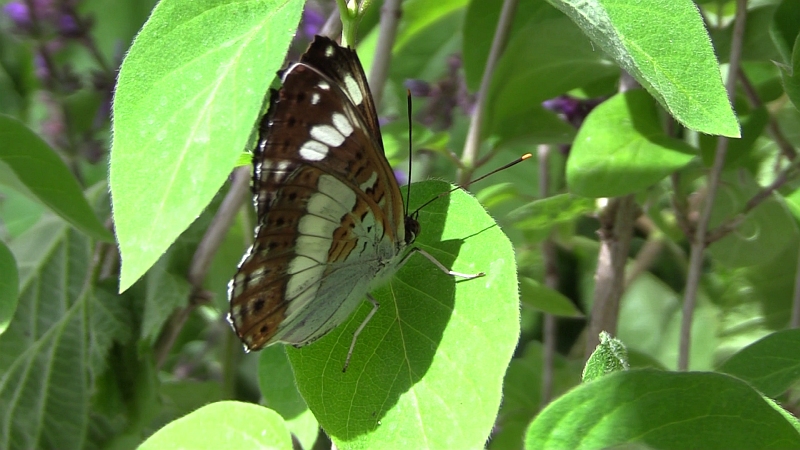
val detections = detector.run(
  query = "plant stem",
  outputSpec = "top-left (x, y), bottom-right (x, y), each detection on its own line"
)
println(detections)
top-left (678, 0), bottom-right (746, 371)
top-left (458, 0), bottom-right (518, 186)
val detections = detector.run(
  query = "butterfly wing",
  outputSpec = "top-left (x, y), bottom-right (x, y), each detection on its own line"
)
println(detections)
top-left (228, 36), bottom-right (407, 350)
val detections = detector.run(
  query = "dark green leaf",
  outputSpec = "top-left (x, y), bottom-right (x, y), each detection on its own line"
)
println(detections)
top-left (520, 277), bottom-right (583, 318)
top-left (525, 370), bottom-right (800, 449)
top-left (0, 114), bottom-right (112, 242)
top-left (287, 180), bottom-right (519, 449)
top-left (719, 329), bottom-right (800, 398)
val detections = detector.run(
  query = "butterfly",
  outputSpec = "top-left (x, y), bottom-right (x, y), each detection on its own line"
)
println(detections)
top-left (227, 35), bottom-right (481, 370)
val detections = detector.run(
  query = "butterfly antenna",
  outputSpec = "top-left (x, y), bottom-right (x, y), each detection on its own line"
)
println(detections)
top-left (411, 153), bottom-right (533, 215)
top-left (405, 89), bottom-right (413, 218)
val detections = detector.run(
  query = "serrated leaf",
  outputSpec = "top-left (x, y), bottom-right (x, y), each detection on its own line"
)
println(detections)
top-left (140, 401), bottom-right (293, 450)
top-left (0, 241), bottom-right (17, 336)
top-left (719, 329), bottom-right (800, 398)
top-left (551, 0), bottom-right (739, 137)
top-left (0, 215), bottom-right (130, 450)
top-left (110, 0), bottom-right (304, 292)
top-left (567, 90), bottom-right (696, 197)
top-left (140, 259), bottom-right (191, 344)
top-left (0, 114), bottom-right (112, 242)
top-left (582, 331), bottom-right (629, 382)
top-left (285, 180), bottom-right (520, 449)
top-left (525, 370), bottom-right (800, 449)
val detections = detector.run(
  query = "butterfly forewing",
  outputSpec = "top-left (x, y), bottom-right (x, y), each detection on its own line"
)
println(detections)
top-left (228, 36), bottom-right (409, 351)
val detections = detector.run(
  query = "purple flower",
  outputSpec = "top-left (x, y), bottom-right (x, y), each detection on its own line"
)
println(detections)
top-left (300, 6), bottom-right (325, 39)
top-left (404, 79), bottom-right (431, 97)
top-left (3, 1), bottom-right (32, 27)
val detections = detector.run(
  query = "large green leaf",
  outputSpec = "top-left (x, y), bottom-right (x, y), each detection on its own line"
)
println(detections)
top-left (551, 0), bottom-right (739, 137)
top-left (286, 180), bottom-right (520, 449)
top-left (719, 329), bottom-right (800, 398)
top-left (525, 370), bottom-right (800, 449)
top-left (111, 0), bottom-right (304, 291)
top-left (0, 215), bottom-right (130, 449)
top-left (567, 90), bottom-right (696, 197)
top-left (0, 114), bottom-right (112, 242)
top-left (140, 401), bottom-right (292, 450)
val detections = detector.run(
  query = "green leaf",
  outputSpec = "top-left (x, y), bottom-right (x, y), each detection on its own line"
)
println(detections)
top-left (551, 0), bottom-right (740, 137)
top-left (782, 33), bottom-right (800, 111)
top-left (0, 241), bottom-right (18, 336)
top-left (525, 370), bottom-right (800, 449)
top-left (110, 0), bottom-right (304, 292)
top-left (719, 329), bottom-right (800, 398)
top-left (463, 0), bottom-right (563, 90)
top-left (519, 277), bottom-right (583, 318)
top-left (140, 259), bottom-right (191, 344)
top-left (486, 18), bottom-right (618, 142)
top-left (708, 171), bottom-right (800, 269)
top-left (489, 342), bottom-right (583, 450)
top-left (139, 401), bottom-right (293, 450)
top-left (582, 331), bottom-right (629, 382)
top-left (259, 347), bottom-right (318, 450)
top-left (508, 194), bottom-right (595, 231)
top-left (567, 90), bottom-right (696, 197)
top-left (0, 114), bottom-right (112, 242)
top-left (771, 0), bottom-right (800, 64)
top-left (286, 180), bottom-right (520, 449)
top-left (0, 215), bottom-right (131, 449)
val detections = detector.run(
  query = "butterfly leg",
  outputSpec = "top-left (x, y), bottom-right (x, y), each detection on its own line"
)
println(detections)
top-left (343, 294), bottom-right (380, 372)
top-left (408, 247), bottom-right (485, 279)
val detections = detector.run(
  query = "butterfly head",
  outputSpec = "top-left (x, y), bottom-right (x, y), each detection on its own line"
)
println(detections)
top-left (404, 213), bottom-right (420, 246)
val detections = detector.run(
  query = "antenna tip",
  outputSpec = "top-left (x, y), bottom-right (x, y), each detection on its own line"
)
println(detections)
top-left (521, 153), bottom-right (533, 160)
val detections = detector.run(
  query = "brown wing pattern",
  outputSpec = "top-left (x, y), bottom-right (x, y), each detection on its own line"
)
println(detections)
top-left (228, 36), bottom-right (406, 350)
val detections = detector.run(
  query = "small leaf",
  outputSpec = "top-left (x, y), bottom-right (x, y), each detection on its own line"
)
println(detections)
top-left (111, 0), bottom-right (304, 292)
top-left (0, 114), bottom-right (112, 242)
top-left (551, 0), bottom-right (739, 137)
top-left (519, 277), bottom-right (583, 318)
top-left (525, 370), bottom-right (800, 449)
top-left (287, 180), bottom-right (520, 449)
top-left (139, 401), bottom-right (293, 450)
top-left (567, 90), bottom-right (696, 197)
top-left (719, 329), bottom-right (800, 398)
top-left (508, 194), bottom-right (595, 231)
top-left (582, 331), bottom-right (629, 382)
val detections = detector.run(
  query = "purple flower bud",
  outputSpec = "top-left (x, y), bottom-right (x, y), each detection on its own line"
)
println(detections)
top-left (393, 169), bottom-right (409, 186)
top-left (301, 7), bottom-right (324, 39)
top-left (404, 79), bottom-right (431, 97)
top-left (57, 13), bottom-right (80, 37)
top-left (3, 1), bottom-right (31, 27)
